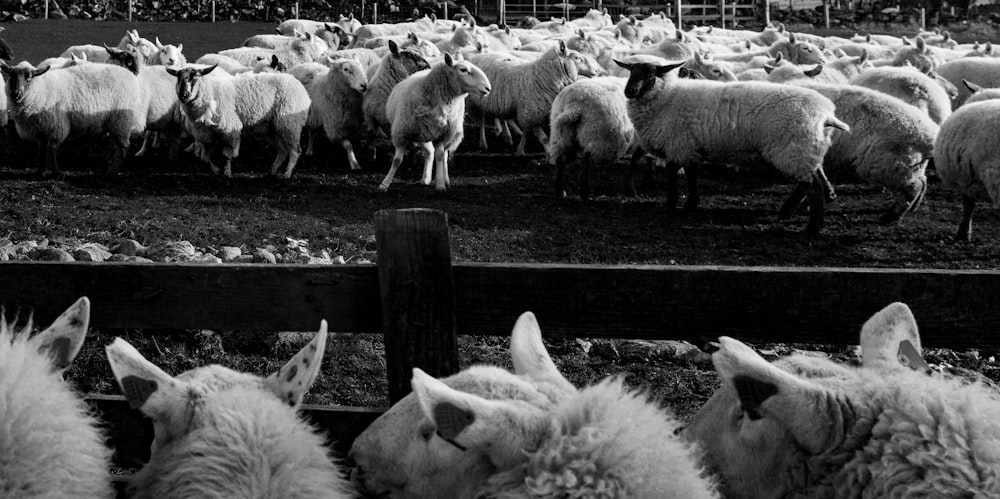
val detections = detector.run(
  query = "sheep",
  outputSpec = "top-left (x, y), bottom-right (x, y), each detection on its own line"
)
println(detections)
top-left (1, 60), bottom-right (144, 176)
top-left (352, 311), bottom-right (718, 498)
top-left (934, 57), bottom-right (1000, 108)
top-left (166, 65), bottom-right (310, 178)
top-left (684, 51), bottom-right (738, 81)
top-left (434, 18), bottom-right (485, 55)
top-left (190, 53), bottom-right (254, 74)
top-left (764, 51), bottom-right (869, 84)
top-left (215, 37), bottom-right (326, 72)
top-left (849, 65), bottom-right (953, 124)
top-left (106, 321), bottom-right (354, 498)
top-left (615, 58), bottom-right (847, 235)
top-left (296, 57), bottom-right (368, 170)
top-left (684, 302), bottom-right (1000, 498)
top-left (549, 76), bottom-right (634, 200)
top-left (37, 52), bottom-right (87, 71)
top-left (277, 18), bottom-right (327, 36)
top-left (152, 37), bottom-right (186, 67)
top-left (58, 44), bottom-right (110, 63)
top-left (378, 52), bottom-right (491, 191)
top-left (933, 98), bottom-right (1000, 241)
top-left (104, 46), bottom-right (185, 159)
top-left (352, 15), bottom-right (437, 43)
top-left (569, 7), bottom-right (612, 29)
top-left (117, 29), bottom-right (158, 62)
top-left (962, 79), bottom-right (1000, 105)
top-left (362, 40), bottom-right (430, 135)
top-left (0, 297), bottom-right (112, 498)
top-left (467, 40), bottom-right (580, 155)
top-left (787, 81), bottom-right (937, 223)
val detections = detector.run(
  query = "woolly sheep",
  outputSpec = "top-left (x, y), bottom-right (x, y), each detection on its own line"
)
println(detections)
top-left (106, 321), bottom-right (354, 498)
top-left (1, 61), bottom-right (144, 175)
top-left (215, 38), bottom-right (326, 71)
top-left (191, 53), bottom-right (254, 74)
top-left (549, 76), bottom-right (634, 200)
top-left (277, 18), bottom-right (327, 36)
top-left (352, 15), bottom-right (437, 43)
top-left (117, 29), bottom-right (158, 63)
top-left (869, 36), bottom-right (941, 72)
top-left (104, 47), bottom-right (185, 159)
top-left (167, 65), bottom-right (310, 178)
top-left (362, 40), bottom-right (430, 135)
top-left (684, 302), bottom-right (1000, 497)
top-left (962, 79), bottom-right (1000, 105)
top-left (58, 44), bottom-right (110, 63)
top-left (935, 57), bottom-right (1000, 108)
top-left (296, 58), bottom-right (368, 170)
top-left (849, 65), bottom-right (953, 124)
top-left (0, 297), bottom-right (112, 498)
top-left (933, 98), bottom-right (1000, 241)
top-left (467, 40), bottom-right (580, 155)
top-left (616, 59), bottom-right (847, 235)
top-left (788, 81), bottom-right (937, 223)
top-left (378, 52), bottom-right (491, 191)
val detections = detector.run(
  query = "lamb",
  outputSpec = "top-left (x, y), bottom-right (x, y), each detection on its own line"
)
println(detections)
top-left (351, 311), bottom-right (718, 498)
top-left (362, 40), bottom-right (430, 135)
top-left (933, 98), bottom-right (1000, 241)
top-left (683, 302), bottom-right (1000, 497)
top-left (0, 297), bottom-right (112, 498)
top-left (548, 76), bottom-right (634, 200)
top-left (616, 59), bottom-right (847, 235)
top-left (1, 60), bottom-right (144, 175)
top-left (166, 65), bottom-right (310, 178)
top-left (153, 37), bottom-right (186, 67)
top-left (106, 321), bottom-right (354, 498)
top-left (378, 52), bottom-right (491, 191)
top-left (296, 57), bottom-right (368, 170)
top-left (787, 81), bottom-right (937, 223)
top-left (849, 65), bottom-right (953, 124)
top-left (934, 57), bottom-right (1000, 108)
top-left (467, 40), bottom-right (581, 155)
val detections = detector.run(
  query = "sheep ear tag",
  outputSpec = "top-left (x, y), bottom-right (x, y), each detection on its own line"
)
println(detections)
top-left (120, 375), bottom-right (159, 409)
top-left (897, 340), bottom-right (930, 372)
top-left (434, 401), bottom-right (473, 451)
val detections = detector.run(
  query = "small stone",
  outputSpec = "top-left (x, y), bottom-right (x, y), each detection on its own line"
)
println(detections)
top-left (234, 254), bottom-right (255, 264)
top-left (332, 255), bottom-right (347, 264)
top-left (114, 239), bottom-right (146, 257)
top-left (293, 253), bottom-right (313, 264)
top-left (107, 254), bottom-right (153, 263)
top-left (356, 258), bottom-right (373, 264)
top-left (32, 248), bottom-right (75, 262)
top-left (147, 241), bottom-right (196, 261)
top-left (218, 246), bottom-right (242, 262)
top-left (13, 240), bottom-right (38, 256)
top-left (73, 246), bottom-right (112, 262)
top-left (253, 248), bottom-right (277, 264)
top-left (190, 253), bottom-right (223, 264)
top-left (590, 340), bottom-right (620, 361)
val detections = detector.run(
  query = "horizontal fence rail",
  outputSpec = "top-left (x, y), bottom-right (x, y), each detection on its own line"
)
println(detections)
top-left (3, 262), bottom-right (1000, 349)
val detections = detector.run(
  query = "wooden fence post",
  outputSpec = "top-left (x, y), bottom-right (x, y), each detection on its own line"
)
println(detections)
top-left (824, 1), bottom-right (830, 28)
top-left (920, 7), bottom-right (925, 29)
top-left (675, 0), bottom-right (682, 28)
top-left (718, 0), bottom-right (725, 27)
top-left (763, 0), bottom-right (769, 25)
top-left (375, 209), bottom-right (460, 404)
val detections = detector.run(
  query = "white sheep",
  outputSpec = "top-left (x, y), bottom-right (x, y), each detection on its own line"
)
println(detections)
top-left (789, 81), bottom-right (938, 223)
top-left (933, 98), bottom-right (1000, 241)
top-left (116, 29), bottom-right (158, 63)
top-left (58, 44), bottom-right (110, 63)
top-left (0, 297), bottom-right (112, 498)
top-left (166, 65), bottom-right (310, 178)
top-left (548, 76), bottom-right (634, 200)
top-left (152, 37), bottom-right (186, 67)
top-left (962, 79), bottom-right (1000, 105)
top-left (684, 302), bottom-right (1000, 497)
top-left (1, 60), bottom-right (144, 175)
top-left (190, 53), bottom-right (254, 74)
top-left (362, 41), bottom-right (431, 135)
top-left (295, 58), bottom-right (368, 170)
top-left (105, 47), bottom-right (184, 159)
top-left (615, 58), bottom-right (847, 235)
top-left (849, 65), bottom-right (953, 124)
top-left (106, 321), bottom-right (354, 498)
top-left (467, 40), bottom-right (580, 155)
top-left (214, 37), bottom-right (326, 71)
top-left (378, 52), bottom-right (491, 191)
top-left (935, 57), bottom-right (1000, 108)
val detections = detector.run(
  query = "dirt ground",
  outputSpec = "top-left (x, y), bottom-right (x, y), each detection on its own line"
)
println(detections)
top-left (2, 20), bottom-right (1000, 422)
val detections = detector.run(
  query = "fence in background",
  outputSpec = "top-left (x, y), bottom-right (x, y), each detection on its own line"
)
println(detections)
top-left (2, 208), bottom-right (1000, 475)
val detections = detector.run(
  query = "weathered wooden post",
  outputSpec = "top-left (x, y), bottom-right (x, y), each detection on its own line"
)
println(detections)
top-left (444, 1), bottom-right (448, 20)
top-left (128, 0), bottom-right (132, 21)
top-left (824, 0), bottom-right (830, 28)
top-left (211, 0), bottom-right (216, 22)
top-left (920, 7), bottom-right (925, 29)
top-left (719, 0), bottom-right (725, 28)
top-left (375, 209), bottom-right (460, 404)
top-left (763, 0), bottom-right (770, 25)
top-left (675, 0), bottom-right (682, 28)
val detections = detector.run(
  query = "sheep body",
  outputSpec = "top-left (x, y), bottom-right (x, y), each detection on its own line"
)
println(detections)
top-left (216, 40), bottom-right (325, 71)
top-left (362, 41), bottom-right (430, 134)
top-left (548, 76), bottom-right (633, 200)
top-left (2, 61), bottom-right (144, 175)
top-left (295, 58), bottom-right (368, 169)
top-left (58, 44), bottom-right (109, 62)
top-left (0, 297), bottom-right (112, 499)
top-left (192, 53), bottom-right (254, 74)
top-left (849, 65), bottom-right (952, 124)
top-left (935, 56), bottom-right (1000, 107)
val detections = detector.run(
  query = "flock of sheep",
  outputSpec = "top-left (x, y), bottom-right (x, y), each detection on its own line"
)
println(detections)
top-left (3, 9), bottom-right (1000, 238)
top-left (8, 295), bottom-right (1000, 497)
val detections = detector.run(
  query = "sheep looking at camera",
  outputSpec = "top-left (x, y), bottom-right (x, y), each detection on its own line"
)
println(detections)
top-left (294, 58), bottom-right (368, 170)
top-left (0, 297), bottom-right (112, 498)
top-left (685, 302), bottom-right (1000, 498)
top-left (106, 321), bottom-right (354, 499)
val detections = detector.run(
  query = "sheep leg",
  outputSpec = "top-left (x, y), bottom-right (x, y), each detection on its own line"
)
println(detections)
top-left (305, 128), bottom-right (317, 157)
top-left (136, 131), bottom-right (155, 157)
top-left (507, 121), bottom-right (522, 142)
top-left (342, 139), bottom-right (361, 170)
top-left (555, 158), bottom-right (568, 198)
top-left (443, 150), bottom-right (452, 187)
top-left (664, 163), bottom-right (683, 208)
top-left (515, 132), bottom-right (528, 156)
top-left (817, 166), bottom-right (836, 203)
top-left (478, 116), bottom-right (489, 151)
top-left (419, 142), bottom-right (435, 185)
top-left (803, 173), bottom-right (826, 236)
top-left (683, 163), bottom-right (700, 209)
top-left (378, 146), bottom-right (408, 191)
top-left (283, 147), bottom-right (302, 179)
top-left (493, 118), bottom-right (503, 137)
top-left (44, 141), bottom-right (60, 177)
top-left (623, 146), bottom-right (645, 197)
top-left (271, 150), bottom-right (290, 177)
top-left (532, 127), bottom-right (550, 157)
top-left (434, 143), bottom-right (447, 191)
top-left (956, 195), bottom-right (976, 242)
top-left (778, 185), bottom-right (807, 219)
top-left (107, 137), bottom-right (128, 174)
top-left (34, 141), bottom-right (46, 175)
top-left (580, 154), bottom-right (593, 201)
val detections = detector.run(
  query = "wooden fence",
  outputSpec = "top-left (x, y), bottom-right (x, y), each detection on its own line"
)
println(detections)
top-left (3, 208), bottom-right (1000, 476)
top-left (497, 0), bottom-right (758, 27)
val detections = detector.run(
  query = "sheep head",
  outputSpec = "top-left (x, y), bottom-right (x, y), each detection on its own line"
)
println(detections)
top-left (349, 312), bottom-right (575, 498)
top-left (336, 58), bottom-right (368, 92)
top-left (1, 296), bottom-right (90, 372)
top-left (445, 53), bottom-right (491, 97)
top-left (0, 61), bottom-right (48, 104)
top-left (166, 65), bottom-right (217, 104)
top-left (617, 59), bottom-right (684, 99)
top-left (104, 45), bottom-right (141, 75)
top-left (105, 320), bottom-right (328, 458)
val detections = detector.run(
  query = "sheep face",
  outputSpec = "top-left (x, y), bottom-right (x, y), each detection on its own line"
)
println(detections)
top-left (350, 312), bottom-right (576, 498)
top-left (567, 50), bottom-right (605, 77)
top-left (0, 62), bottom-right (48, 104)
top-left (617, 59), bottom-right (684, 99)
top-left (446, 54), bottom-right (491, 97)
top-left (389, 41), bottom-right (431, 74)
top-left (106, 320), bottom-right (328, 458)
top-left (104, 46), bottom-right (141, 75)
top-left (155, 38), bottom-right (184, 68)
top-left (683, 303), bottom-right (946, 499)
top-left (167, 65), bottom-right (217, 104)
top-left (338, 59), bottom-right (368, 92)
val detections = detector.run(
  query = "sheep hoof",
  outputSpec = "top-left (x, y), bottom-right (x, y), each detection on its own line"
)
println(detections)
top-left (377, 183), bottom-right (390, 192)
top-left (954, 230), bottom-right (972, 243)
top-left (350, 164), bottom-right (362, 171)
top-left (878, 211), bottom-right (903, 225)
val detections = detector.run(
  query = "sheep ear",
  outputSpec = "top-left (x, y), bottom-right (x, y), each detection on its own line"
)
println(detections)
top-left (557, 39), bottom-right (567, 55)
top-left (578, 28), bottom-right (586, 39)
top-left (986, 42), bottom-right (993, 54)
top-left (763, 64), bottom-right (775, 74)
top-left (29, 297), bottom-right (89, 372)
top-left (199, 64), bottom-right (217, 76)
top-left (902, 36), bottom-right (911, 46)
top-left (444, 51), bottom-right (455, 67)
top-left (505, 25), bottom-right (510, 34)
top-left (264, 320), bottom-right (328, 408)
top-left (773, 51), bottom-right (783, 63)
top-left (155, 37), bottom-right (163, 49)
top-left (613, 59), bottom-right (631, 70)
top-left (804, 64), bottom-right (822, 77)
top-left (105, 338), bottom-right (186, 420)
top-left (177, 43), bottom-right (183, 52)
top-left (411, 368), bottom-right (478, 448)
top-left (655, 61), bottom-right (683, 76)
top-left (30, 65), bottom-right (49, 78)
top-left (408, 31), bottom-right (418, 43)
top-left (510, 312), bottom-right (574, 393)
top-left (916, 36), bottom-right (927, 52)
top-left (859, 48), bottom-right (869, 64)
top-left (788, 31), bottom-right (797, 43)
top-left (103, 44), bottom-right (118, 55)
top-left (712, 337), bottom-right (832, 454)
top-left (389, 39), bottom-right (400, 55)
top-left (166, 66), bottom-right (180, 77)
top-left (861, 302), bottom-right (925, 370)
top-left (833, 48), bottom-right (846, 57)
